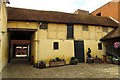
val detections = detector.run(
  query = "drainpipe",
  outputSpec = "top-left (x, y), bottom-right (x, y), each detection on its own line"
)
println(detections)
top-left (36, 22), bottom-right (41, 63)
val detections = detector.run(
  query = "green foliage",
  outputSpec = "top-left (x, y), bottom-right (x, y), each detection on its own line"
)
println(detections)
top-left (50, 57), bottom-right (65, 62)
top-left (108, 56), bottom-right (112, 60)
top-left (69, 57), bottom-right (79, 65)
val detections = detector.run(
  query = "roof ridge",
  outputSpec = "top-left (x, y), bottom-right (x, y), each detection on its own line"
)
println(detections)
top-left (7, 6), bottom-right (76, 15)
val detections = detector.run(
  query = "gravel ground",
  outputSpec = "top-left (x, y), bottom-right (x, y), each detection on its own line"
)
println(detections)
top-left (1, 58), bottom-right (120, 79)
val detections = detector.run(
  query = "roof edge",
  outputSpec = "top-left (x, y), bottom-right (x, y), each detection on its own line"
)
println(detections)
top-left (91, 2), bottom-right (111, 14)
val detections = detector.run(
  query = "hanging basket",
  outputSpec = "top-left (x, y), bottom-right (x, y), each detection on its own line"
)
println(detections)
top-left (114, 42), bottom-right (120, 49)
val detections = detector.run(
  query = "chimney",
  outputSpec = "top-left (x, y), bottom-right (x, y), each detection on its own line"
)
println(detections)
top-left (74, 9), bottom-right (89, 15)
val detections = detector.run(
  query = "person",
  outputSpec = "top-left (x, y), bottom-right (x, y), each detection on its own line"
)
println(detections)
top-left (87, 48), bottom-right (91, 58)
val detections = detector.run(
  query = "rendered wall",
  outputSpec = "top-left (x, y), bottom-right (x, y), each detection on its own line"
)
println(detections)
top-left (0, 2), bottom-right (2, 73)
top-left (0, 1), bottom-right (9, 72)
top-left (31, 32), bottom-right (38, 63)
top-left (8, 21), bottom-right (38, 29)
top-left (74, 25), bottom-right (113, 40)
top-left (31, 23), bottom-right (114, 64)
top-left (8, 22), bottom-right (115, 64)
top-left (8, 21), bottom-right (38, 63)
top-left (38, 39), bottom-right (74, 65)
top-left (47, 24), bottom-right (66, 39)
top-left (36, 23), bottom-right (74, 65)
top-left (84, 40), bottom-right (105, 59)
top-left (74, 24), bottom-right (113, 60)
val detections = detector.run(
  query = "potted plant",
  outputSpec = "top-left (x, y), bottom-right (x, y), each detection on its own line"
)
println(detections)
top-left (94, 55), bottom-right (103, 63)
top-left (49, 57), bottom-right (66, 67)
top-left (34, 60), bottom-right (46, 69)
top-left (107, 56), bottom-right (113, 64)
top-left (69, 57), bottom-right (79, 65)
top-left (102, 54), bottom-right (107, 63)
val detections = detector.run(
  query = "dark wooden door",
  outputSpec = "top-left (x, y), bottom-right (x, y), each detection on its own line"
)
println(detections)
top-left (74, 41), bottom-right (84, 63)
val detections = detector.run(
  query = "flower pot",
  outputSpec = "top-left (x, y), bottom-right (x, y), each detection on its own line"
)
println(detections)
top-left (49, 61), bottom-right (66, 67)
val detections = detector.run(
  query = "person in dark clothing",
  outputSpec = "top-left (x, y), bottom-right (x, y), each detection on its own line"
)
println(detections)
top-left (87, 48), bottom-right (91, 58)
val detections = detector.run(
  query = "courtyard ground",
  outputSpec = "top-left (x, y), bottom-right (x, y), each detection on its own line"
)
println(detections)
top-left (1, 58), bottom-right (120, 79)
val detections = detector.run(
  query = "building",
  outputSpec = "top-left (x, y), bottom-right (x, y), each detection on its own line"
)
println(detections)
top-left (0, 0), bottom-right (119, 73)
top-left (91, 0), bottom-right (120, 58)
top-left (100, 25), bottom-right (120, 58)
top-left (91, 0), bottom-right (120, 22)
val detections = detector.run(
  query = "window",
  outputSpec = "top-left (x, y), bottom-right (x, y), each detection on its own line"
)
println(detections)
top-left (82, 25), bottom-right (89, 31)
top-left (98, 43), bottom-right (102, 50)
top-left (98, 26), bottom-right (101, 30)
top-left (40, 22), bottom-right (48, 29)
top-left (67, 24), bottom-right (74, 39)
top-left (102, 27), bottom-right (108, 33)
top-left (53, 42), bottom-right (59, 50)
top-left (96, 12), bottom-right (101, 16)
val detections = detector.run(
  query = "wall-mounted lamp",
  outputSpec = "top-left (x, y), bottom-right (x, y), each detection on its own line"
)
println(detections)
top-left (3, 0), bottom-right (10, 4)
top-left (1, 30), bottom-right (6, 35)
top-left (26, 22), bottom-right (29, 24)
top-left (39, 22), bottom-right (42, 26)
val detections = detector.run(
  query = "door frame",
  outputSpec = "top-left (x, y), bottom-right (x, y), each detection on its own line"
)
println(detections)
top-left (74, 40), bottom-right (84, 63)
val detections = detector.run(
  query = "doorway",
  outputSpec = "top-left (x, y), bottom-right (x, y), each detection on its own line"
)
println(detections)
top-left (8, 29), bottom-right (36, 63)
top-left (14, 45), bottom-right (29, 58)
top-left (74, 41), bottom-right (84, 63)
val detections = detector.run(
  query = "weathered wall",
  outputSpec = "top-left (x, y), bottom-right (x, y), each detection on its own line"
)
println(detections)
top-left (8, 21), bottom-right (38, 29)
top-left (47, 24), bottom-right (67, 39)
top-left (0, 1), bottom-right (2, 73)
top-left (84, 40), bottom-right (105, 59)
top-left (31, 32), bottom-right (38, 63)
top-left (74, 24), bottom-right (113, 60)
top-left (8, 21), bottom-right (115, 64)
top-left (0, 1), bottom-right (9, 72)
top-left (38, 39), bottom-right (74, 65)
top-left (74, 25), bottom-right (113, 40)
top-left (37, 23), bottom-right (74, 65)
top-left (37, 23), bottom-right (114, 63)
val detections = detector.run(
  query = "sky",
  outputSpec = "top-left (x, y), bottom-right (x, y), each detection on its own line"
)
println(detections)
top-left (7, 0), bottom-right (112, 13)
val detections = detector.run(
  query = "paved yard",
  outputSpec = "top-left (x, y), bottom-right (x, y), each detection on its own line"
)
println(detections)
top-left (1, 58), bottom-right (120, 79)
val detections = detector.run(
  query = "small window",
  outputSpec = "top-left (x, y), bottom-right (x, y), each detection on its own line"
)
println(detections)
top-left (96, 12), bottom-right (101, 16)
top-left (82, 25), bottom-right (89, 31)
top-left (98, 43), bottom-right (102, 50)
top-left (67, 24), bottom-right (74, 39)
top-left (40, 23), bottom-right (48, 29)
top-left (102, 27), bottom-right (108, 33)
top-left (53, 42), bottom-right (59, 50)
top-left (98, 26), bottom-right (101, 29)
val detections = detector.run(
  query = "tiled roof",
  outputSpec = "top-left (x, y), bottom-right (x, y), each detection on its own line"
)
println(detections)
top-left (101, 26), bottom-right (120, 41)
top-left (7, 7), bottom-right (118, 27)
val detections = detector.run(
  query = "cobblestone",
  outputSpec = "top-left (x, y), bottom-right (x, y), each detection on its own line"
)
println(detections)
top-left (2, 58), bottom-right (120, 78)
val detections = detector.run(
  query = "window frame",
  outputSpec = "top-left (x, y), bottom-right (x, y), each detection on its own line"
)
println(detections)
top-left (53, 42), bottom-right (59, 50)
top-left (82, 25), bottom-right (89, 31)
top-left (39, 22), bottom-right (48, 29)
top-left (67, 24), bottom-right (74, 39)
top-left (98, 43), bottom-right (102, 50)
